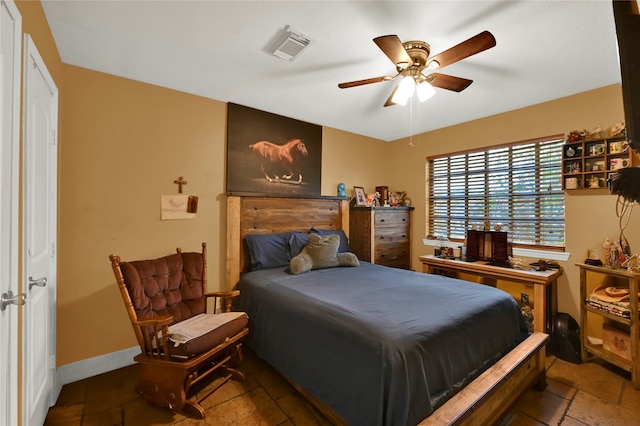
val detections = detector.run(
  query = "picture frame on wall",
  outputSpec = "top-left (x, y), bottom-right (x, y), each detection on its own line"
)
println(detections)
top-left (226, 103), bottom-right (322, 197)
top-left (354, 186), bottom-right (367, 206)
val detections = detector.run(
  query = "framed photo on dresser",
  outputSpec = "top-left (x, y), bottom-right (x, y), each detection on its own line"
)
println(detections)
top-left (354, 186), bottom-right (367, 206)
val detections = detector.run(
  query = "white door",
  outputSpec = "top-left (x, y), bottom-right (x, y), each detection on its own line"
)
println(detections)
top-left (0, 1), bottom-right (22, 425)
top-left (23, 34), bottom-right (58, 426)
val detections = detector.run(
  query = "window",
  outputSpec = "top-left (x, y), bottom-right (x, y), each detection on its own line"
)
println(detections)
top-left (428, 136), bottom-right (565, 250)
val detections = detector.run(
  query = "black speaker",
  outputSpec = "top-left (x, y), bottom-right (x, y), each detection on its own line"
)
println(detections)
top-left (552, 312), bottom-right (582, 364)
top-left (613, 0), bottom-right (640, 153)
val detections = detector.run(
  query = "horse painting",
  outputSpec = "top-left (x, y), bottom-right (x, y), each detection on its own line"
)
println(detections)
top-left (249, 138), bottom-right (308, 183)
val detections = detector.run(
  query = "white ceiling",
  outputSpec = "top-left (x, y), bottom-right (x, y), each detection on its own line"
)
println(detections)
top-left (41, 1), bottom-right (623, 142)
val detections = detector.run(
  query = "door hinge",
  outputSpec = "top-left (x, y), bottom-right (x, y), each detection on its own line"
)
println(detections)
top-left (51, 242), bottom-right (56, 257)
top-left (50, 354), bottom-right (56, 369)
top-left (51, 130), bottom-right (57, 146)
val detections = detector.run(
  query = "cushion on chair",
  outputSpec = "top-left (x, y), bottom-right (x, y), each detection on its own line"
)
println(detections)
top-left (168, 312), bottom-right (249, 357)
top-left (119, 252), bottom-right (206, 323)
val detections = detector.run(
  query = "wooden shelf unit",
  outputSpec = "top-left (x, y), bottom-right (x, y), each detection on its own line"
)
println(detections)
top-left (562, 135), bottom-right (632, 190)
top-left (578, 263), bottom-right (640, 388)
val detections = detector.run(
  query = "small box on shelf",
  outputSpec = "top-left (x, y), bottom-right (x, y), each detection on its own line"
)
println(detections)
top-left (564, 160), bottom-right (582, 174)
top-left (564, 144), bottom-right (582, 158)
top-left (465, 229), bottom-right (512, 265)
top-left (585, 158), bottom-right (605, 172)
top-left (603, 323), bottom-right (632, 361)
top-left (586, 142), bottom-right (606, 157)
top-left (565, 176), bottom-right (581, 190)
top-left (585, 174), bottom-right (606, 189)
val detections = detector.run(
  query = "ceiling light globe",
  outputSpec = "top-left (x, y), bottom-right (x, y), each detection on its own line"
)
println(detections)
top-left (391, 75), bottom-right (416, 105)
top-left (416, 81), bottom-right (436, 102)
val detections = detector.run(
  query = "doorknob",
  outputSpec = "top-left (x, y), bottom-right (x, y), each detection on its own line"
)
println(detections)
top-left (28, 276), bottom-right (47, 291)
top-left (0, 290), bottom-right (27, 312)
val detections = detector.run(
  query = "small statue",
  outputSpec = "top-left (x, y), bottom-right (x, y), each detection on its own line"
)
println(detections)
top-left (603, 238), bottom-right (612, 266)
top-left (366, 193), bottom-right (376, 206)
top-left (612, 239), bottom-right (626, 266)
top-left (520, 305), bottom-right (534, 333)
top-left (373, 192), bottom-right (381, 206)
top-left (622, 254), bottom-right (640, 272)
top-left (337, 182), bottom-right (346, 197)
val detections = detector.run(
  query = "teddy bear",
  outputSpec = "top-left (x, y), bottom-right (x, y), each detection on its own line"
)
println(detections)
top-left (289, 233), bottom-right (359, 275)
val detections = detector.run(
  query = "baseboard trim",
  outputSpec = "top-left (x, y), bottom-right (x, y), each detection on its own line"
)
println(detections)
top-left (57, 346), bottom-right (138, 385)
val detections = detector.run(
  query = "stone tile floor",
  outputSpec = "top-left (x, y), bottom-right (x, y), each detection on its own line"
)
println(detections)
top-left (45, 348), bottom-right (640, 425)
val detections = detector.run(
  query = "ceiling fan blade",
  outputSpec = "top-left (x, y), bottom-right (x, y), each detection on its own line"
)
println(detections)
top-left (383, 85), bottom-right (399, 107)
top-left (373, 35), bottom-right (413, 69)
top-left (427, 73), bottom-right (473, 92)
top-left (427, 31), bottom-right (496, 69)
top-left (338, 76), bottom-right (391, 89)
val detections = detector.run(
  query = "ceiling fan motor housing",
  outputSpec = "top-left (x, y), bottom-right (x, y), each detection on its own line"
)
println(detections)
top-left (401, 41), bottom-right (431, 69)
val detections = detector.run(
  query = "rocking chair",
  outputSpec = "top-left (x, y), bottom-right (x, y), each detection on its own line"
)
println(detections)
top-left (109, 242), bottom-right (248, 418)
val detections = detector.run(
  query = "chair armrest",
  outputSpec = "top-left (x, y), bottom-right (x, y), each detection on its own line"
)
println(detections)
top-left (134, 315), bottom-right (174, 328)
top-left (132, 315), bottom-right (173, 358)
top-left (205, 290), bottom-right (240, 298)
top-left (205, 290), bottom-right (240, 313)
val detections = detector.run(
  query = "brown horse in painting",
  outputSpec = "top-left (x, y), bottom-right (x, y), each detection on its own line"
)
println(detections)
top-left (249, 138), bottom-right (308, 183)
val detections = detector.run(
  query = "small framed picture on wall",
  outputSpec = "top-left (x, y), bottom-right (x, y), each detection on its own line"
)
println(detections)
top-left (354, 186), bottom-right (367, 206)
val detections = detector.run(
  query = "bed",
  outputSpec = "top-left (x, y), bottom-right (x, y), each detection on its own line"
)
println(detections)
top-left (226, 195), bottom-right (547, 425)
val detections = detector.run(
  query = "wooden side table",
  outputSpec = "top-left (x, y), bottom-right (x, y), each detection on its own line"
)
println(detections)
top-left (578, 263), bottom-right (640, 388)
top-left (419, 255), bottom-right (563, 334)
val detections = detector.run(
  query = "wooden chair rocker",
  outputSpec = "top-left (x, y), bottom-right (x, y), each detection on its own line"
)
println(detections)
top-left (109, 242), bottom-right (248, 418)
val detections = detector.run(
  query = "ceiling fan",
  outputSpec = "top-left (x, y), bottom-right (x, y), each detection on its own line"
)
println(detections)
top-left (338, 31), bottom-right (496, 107)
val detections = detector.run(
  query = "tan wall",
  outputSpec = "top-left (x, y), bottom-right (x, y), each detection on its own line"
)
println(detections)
top-left (321, 127), bottom-right (390, 197)
top-left (57, 65), bottom-right (389, 366)
top-left (388, 84), bottom-right (640, 322)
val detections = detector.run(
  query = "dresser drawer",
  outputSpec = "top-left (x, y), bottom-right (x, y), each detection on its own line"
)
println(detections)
top-left (375, 230), bottom-right (409, 248)
top-left (375, 246), bottom-right (410, 269)
top-left (374, 210), bottom-right (410, 227)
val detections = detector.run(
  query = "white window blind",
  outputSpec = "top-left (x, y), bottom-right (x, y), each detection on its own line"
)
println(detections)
top-left (428, 137), bottom-right (565, 249)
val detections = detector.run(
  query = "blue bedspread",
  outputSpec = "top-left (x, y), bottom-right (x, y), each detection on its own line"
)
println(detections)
top-left (236, 262), bottom-right (528, 426)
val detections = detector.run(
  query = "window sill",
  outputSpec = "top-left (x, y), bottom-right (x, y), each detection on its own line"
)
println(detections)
top-left (422, 239), bottom-right (571, 262)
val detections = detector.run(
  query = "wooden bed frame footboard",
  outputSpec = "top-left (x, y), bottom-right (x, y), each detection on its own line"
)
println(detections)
top-left (226, 195), bottom-right (548, 425)
top-left (420, 331), bottom-right (547, 425)
top-left (283, 332), bottom-right (547, 426)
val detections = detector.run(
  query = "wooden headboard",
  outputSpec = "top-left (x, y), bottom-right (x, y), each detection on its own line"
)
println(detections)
top-left (226, 195), bottom-right (349, 287)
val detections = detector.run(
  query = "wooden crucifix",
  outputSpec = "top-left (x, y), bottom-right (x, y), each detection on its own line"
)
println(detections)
top-left (174, 176), bottom-right (188, 193)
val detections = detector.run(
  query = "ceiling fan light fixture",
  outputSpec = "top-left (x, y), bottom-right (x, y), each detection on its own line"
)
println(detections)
top-left (416, 81), bottom-right (436, 102)
top-left (392, 75), bottom-right (415, 105)
top-left (338, 31), bottom-right (496, 107)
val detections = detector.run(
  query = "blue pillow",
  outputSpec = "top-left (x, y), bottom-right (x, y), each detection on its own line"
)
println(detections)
top-left (288, 232), bottom-right (309, 258)
top-left (308, 228), bottom-right (351, 253)
top-left (245, 232), bottom-right (292, 271)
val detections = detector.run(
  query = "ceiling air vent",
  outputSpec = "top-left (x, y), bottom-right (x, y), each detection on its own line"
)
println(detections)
top-left (272, 26), bottom-right (313, 61)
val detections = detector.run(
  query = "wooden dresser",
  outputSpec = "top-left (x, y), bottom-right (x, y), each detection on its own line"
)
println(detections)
top-left (349, 206), bottom-right (413, 269)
